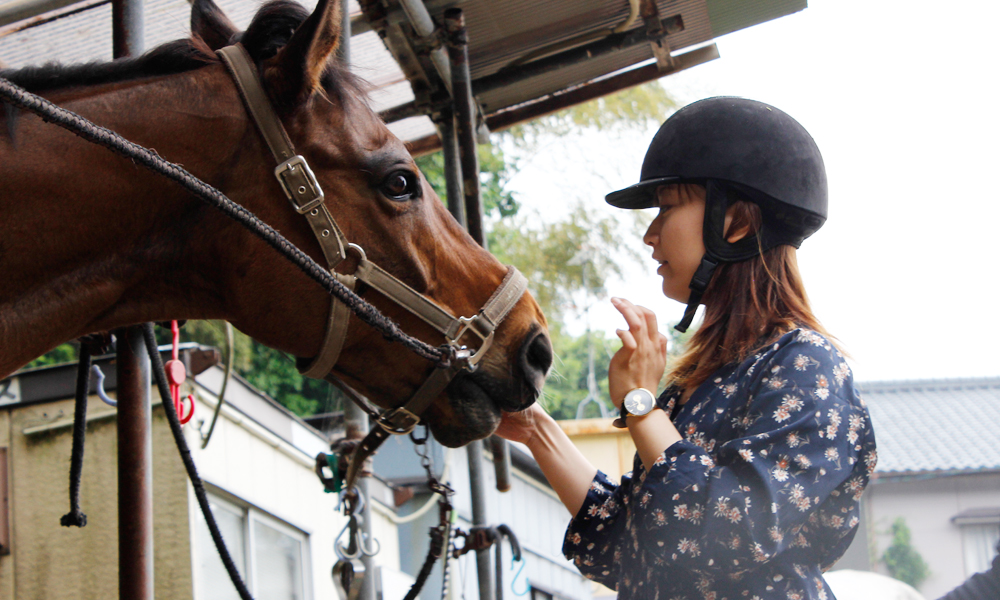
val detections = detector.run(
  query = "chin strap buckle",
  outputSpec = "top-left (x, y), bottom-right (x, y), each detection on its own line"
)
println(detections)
top-left (676, 257), bottom-right (719, 333)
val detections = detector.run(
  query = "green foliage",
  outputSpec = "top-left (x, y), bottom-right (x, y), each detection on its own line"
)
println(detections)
top-left (172, 321), bottom-right (339, 418)
top-left (416, 143), bottom-right (520, 218)
top-left (24, 343), bottom-right (78, 369)
top-left (540, 324), bottom-right (618, 420)
top-left (882, 518), bottom-right (930, 589)
top-left (505, 81), bottom-right (677, 146)
top-left (489, 204), bottom-right (647, 323)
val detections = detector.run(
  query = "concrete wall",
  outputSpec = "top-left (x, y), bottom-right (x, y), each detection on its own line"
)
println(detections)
top-left (4, 395), bottom-right (192, 600)
top-left (1, 410), bottom-right (14, 600)
top-left (558, 418), bottom-right (636, 483)
top-left (861, 472), bottom-right (1000, 599)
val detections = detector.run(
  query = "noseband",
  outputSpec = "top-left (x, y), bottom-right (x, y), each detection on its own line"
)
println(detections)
top-left (217, 44), bottom-right (527, 488)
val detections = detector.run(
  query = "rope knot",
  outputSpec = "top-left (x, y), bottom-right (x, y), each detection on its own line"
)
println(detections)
top-left (60, 509), bottom-right (88, 528)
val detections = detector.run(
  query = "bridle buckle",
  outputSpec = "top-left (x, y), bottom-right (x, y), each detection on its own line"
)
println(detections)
top-left (275, 155), bottom-right (325, 214)
top-left (377, 407), bottom-right (421, 435)
top-left (449, 316), bottom-right (495, 371)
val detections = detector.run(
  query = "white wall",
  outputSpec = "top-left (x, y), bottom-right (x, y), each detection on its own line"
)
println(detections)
top-left (188, 379), bottom-right (401, 600)
top-left (866, 472), bottom-right (1000, 599)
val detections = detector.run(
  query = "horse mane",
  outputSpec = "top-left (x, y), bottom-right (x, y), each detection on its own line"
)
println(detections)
top-left (0, 0), bottom-right (366, 137)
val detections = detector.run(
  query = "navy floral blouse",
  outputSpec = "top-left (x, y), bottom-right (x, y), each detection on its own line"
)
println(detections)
top-left (563, 329), bottom-right (877, 600)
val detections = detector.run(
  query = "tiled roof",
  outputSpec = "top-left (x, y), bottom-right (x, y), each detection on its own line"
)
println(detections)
top-left (858, 377), bottom-right (1000, 476)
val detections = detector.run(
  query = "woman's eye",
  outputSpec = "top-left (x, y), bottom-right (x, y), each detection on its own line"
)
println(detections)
top-left (380, 171), bottom-right (419, 201)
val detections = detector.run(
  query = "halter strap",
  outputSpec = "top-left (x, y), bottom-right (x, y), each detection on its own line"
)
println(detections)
top-left (215, 42), bottom-right (530, 492)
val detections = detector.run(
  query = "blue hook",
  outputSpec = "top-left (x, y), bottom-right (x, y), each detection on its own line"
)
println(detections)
top-left (91, 365), bottom-right (117, 407)
top-left (510, 557), bottom-right (529, 596)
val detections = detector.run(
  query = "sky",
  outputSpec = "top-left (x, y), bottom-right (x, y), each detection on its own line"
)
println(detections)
top-left (504, 0), bottom-right (1000, 383)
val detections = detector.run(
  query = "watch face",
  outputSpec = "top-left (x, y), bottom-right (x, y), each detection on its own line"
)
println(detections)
top-left (624, 388), bottom-right (655, 417)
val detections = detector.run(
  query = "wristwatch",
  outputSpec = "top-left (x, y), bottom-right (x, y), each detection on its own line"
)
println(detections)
top-left (612, 388), bottom-right (656, 429)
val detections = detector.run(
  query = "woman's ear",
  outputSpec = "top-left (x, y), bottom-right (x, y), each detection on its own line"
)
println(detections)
top-left (723, 207), bottom-right (751, 243)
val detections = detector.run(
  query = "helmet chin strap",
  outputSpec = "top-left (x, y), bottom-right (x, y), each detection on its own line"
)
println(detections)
top-left (675, 256), bottom-right (717, 333)
top-left (675, 180), bottom-right (763, 333)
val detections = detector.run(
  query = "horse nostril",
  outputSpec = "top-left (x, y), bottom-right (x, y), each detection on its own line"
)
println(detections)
top-left (519, 330), bottom-right (552, 394)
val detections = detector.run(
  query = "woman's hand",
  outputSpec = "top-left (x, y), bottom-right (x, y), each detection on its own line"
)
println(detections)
top-left (494, 402), bottom-right (549, 446)
top-left (608, 297), bottom-right (668, 407)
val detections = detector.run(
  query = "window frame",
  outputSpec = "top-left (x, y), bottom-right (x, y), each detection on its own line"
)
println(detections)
top-left (191, 488), bottom-right (314, 600)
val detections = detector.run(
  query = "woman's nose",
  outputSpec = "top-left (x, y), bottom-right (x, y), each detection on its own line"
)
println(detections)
top-left (643, 219), bottom-right (659, 247)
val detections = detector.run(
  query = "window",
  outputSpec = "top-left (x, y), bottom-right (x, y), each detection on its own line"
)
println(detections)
top-left (961, 524), bottom-right (1000, 577)
top-left (953, 507), bottom-right (1000, 577)
top-left (193, 492), bottom-right (312, 600)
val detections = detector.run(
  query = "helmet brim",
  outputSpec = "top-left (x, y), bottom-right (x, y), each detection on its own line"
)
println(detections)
top-left (605, 176), bottom-right (683, 209)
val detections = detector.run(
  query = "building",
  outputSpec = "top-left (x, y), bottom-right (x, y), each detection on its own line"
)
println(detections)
top-left (0, 347), bottom-right (592, 600)
top-left (0, 347), bottom-right (402, 600)
top-left (840, 377), bottom-right (1000, 599)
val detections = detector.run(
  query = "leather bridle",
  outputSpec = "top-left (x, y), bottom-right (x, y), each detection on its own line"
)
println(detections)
top-left (216, 44), bottom-right (528, 490)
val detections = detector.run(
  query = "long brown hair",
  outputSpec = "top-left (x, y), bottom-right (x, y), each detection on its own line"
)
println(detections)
top-left (667, 196), bottom-right (834, 392)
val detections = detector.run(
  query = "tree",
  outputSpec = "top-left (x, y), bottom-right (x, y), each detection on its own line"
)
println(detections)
top-left (882, 517), bottom-right (930, 589)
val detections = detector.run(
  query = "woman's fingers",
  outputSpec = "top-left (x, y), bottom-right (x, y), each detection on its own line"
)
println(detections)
top-left (612, 298), bottom-right (661, 345)
top-left (616, 328), bottom-right (637, 351)
top-left (611, 297), bottom-right (645, 334)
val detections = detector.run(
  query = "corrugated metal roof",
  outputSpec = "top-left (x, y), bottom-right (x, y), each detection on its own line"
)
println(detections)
top-left (0, 0), bottom-right (806, 145)
top-left (858, 377), bottom-right (1000, 476)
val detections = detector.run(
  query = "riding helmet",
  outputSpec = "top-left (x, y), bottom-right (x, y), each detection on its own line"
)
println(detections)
top-left (606, 97), bottom-right (828, 331)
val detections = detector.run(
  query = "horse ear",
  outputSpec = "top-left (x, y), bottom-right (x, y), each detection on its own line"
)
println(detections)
top-left (267, 0), bottom-right (342, 105)
top-left (191, 0), bottom-right (238, 51)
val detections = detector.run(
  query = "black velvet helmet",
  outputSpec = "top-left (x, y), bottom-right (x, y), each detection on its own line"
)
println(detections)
top-left (606, 97), bottom-right (828, 331)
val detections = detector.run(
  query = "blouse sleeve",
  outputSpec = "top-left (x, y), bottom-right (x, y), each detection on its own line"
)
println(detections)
top-left (561, 470), bottom-right (630, 588)
top-left (583, 330), bottom-right (874, 578)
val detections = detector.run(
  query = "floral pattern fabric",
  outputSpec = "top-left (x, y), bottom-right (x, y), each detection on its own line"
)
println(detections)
top-left (563, 329), bottom-right (877, 600)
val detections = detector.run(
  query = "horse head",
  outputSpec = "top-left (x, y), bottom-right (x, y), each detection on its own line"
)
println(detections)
top-left (0, 0), bottom-right (551, 446)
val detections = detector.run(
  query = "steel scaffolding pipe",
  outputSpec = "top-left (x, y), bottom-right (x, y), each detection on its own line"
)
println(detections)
top-left (115, 326), bottom-right (153, 600)
top-left (338, 10), bottom-right (376, 599)
top-left (444, 8), bottom-right (484, 248)
top-left (111, 0), bottom-right (142, 60)
top-left (398, 0), bottom-right (452, 96)
top-left (437, 106), bottom-right (467, 227)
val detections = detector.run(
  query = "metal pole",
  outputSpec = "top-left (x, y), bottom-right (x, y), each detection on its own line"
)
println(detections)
top-left (488, 437), bottom-right (511, 492)
top-left (116, 326), bottom-right (153, 600)
top-left (338, 13), bottom-right (376, 600)
top-left (397, 0), bottom-right (452, 96)
top-left (444, 8), bottom-right (485, 249)
top-left (466, 441), bottom-right (495, 600)
top-left (111, 0), bottom-right (142, 58)
top-left (438, 107), bottom-right (467, 227)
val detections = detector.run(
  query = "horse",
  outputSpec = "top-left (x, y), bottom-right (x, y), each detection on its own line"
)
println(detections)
top-left (0, 0), bottom-right (551, 447)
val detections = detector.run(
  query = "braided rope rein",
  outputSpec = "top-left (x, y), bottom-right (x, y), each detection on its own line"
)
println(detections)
top-left (0, 76), bottom-right (454, 366)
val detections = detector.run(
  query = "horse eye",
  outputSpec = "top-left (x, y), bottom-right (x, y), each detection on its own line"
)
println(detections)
top-left (380, 171), bottom-right (419, 201)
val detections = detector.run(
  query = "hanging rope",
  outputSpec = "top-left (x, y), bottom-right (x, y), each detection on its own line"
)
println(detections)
top-left (60, 343), bottom-right (93, 528)
top-left (0, 76), bottom-right (454, 367)
top-left (140, 323), bottom-right (255, 600)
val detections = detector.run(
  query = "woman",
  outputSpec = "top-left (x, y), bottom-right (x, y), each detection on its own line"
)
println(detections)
top-left (497, 97), bottom-right (877, 600)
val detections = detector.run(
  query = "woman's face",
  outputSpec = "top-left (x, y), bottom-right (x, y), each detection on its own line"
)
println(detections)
top-left (643, 184), bottom-right (708, 303)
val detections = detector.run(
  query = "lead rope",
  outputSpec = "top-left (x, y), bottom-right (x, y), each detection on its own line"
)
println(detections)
top-left (59, 342), bottom-right (93, 528)
top-left (60, 333), bottom-right (114, 528)
top-left (140, 323), bottom-right (255, 600)
top-left (0, 76), bottom-right (454, 367)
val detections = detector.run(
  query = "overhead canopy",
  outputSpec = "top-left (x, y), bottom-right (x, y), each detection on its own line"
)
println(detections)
top-left (0, 0), bottom-right (807, 151)
top-left (361, 0), bottom-right (808, 153)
